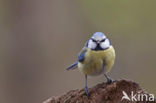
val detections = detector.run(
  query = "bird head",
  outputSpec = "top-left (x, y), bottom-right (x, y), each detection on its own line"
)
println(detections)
top-left (86, 32), bottom-right (111, 50)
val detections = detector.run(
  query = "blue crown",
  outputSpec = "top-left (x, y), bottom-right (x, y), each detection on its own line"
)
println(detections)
top-left (92, 32), bottom-right (105, 38)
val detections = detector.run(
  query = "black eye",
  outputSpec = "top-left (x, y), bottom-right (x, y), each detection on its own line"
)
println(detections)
top-left (91, 38), bottom-right (96, 42)
top-left (101, 39), bottom-right (106, 42)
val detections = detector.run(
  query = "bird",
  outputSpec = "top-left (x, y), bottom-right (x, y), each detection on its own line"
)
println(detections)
top-left (66, 32), bottom-right (115, 97)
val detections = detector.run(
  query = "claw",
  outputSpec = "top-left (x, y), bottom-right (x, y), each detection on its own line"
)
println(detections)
top-left (107, 78), bottom-right (115, 84)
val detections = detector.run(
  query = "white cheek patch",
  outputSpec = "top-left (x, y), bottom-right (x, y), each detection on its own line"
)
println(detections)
top-left (100, 39), bottom-right (110, 49)
top-left (88, 40), bottom-right (97, 49)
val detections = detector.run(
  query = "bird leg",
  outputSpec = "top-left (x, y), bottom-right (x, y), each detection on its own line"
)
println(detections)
top-left (84, 75), bottom-right (89, 97)
top-left (104, 74), bottom-right (115, 84)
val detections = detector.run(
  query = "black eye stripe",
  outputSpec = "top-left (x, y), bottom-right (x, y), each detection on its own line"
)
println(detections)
top-left (91, 38), bottom-right (107, 43)
top-left (101, 38), bottom-right (106, 42)
top-left (91, 38), bottom-right (96, 42)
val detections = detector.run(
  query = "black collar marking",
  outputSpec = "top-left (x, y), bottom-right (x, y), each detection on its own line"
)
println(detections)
top-left (91, 44), bottom-right (110, 51)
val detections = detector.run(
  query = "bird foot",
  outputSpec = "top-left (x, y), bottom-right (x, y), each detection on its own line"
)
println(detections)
top-left (106, 78), bottom-right (115, 84)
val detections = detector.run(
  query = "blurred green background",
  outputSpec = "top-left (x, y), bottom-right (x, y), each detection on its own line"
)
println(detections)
top-left (0, 0), bottom-right (156, 103)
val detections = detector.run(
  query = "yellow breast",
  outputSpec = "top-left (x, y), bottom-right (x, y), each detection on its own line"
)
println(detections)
top-left (78, 46), bottom-right (115, 76)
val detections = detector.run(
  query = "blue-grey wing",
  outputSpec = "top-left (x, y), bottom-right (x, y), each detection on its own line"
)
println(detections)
top-left (78, 47), bottom-right (88, 62)
top-left (66, 62), bottom-right (78, 70)
top-left (66, 47), bottom-right (87, 71)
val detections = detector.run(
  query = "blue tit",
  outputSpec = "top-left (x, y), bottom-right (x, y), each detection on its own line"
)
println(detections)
top-left (66, 32), bottom-right (115, 97)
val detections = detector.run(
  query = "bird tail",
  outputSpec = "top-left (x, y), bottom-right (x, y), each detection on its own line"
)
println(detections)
top-left (66, 62), bottom-right (78, 70)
